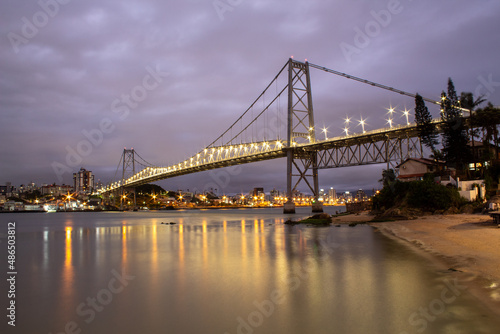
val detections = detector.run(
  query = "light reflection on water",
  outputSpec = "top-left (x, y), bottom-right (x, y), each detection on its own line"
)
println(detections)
top-left (3, 208), bottom-right (500, 334)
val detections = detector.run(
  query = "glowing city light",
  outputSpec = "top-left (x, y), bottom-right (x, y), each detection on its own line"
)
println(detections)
top-left (343, 116), bottom-right (351, 136)
top-left (387, 105), bottom-right (396, 116)
top-left (386, 118), bottom-right (393, 128)
top-left (403, 108), bottom-right (411, 125)
top-left (358, 117), bottom-right (367, 133)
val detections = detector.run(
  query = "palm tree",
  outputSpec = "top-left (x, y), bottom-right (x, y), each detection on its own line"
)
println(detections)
top-left (473, 103), bottom-right (500, 161)
top-left (460, 92), bottom-right (486, 173)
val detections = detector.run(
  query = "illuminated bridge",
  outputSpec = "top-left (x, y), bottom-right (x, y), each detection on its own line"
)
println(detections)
top-left (98, 59), bottom-right (456, 213)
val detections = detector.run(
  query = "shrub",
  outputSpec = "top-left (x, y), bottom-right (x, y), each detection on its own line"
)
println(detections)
top-left (373, 179), bottom-right (465, 212)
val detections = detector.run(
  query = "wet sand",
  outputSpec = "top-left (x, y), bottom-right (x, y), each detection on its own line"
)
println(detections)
top-left (355, 212), bottom-right (500, 316)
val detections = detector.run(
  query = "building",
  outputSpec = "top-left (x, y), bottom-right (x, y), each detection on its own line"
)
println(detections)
top-left (0, 182), bottom-right (14, 197)
top-left (41, 184), bottom-right (73, 197)
top-left (73, 168), bottom-right (95, 194)
top-left (396, 158), bottom-right (445, 181)
top-left (467, 141), bottom-right (500, 171)
top-left (342, 191), bottom-right (353, 203)
top-left (355, 189), bottom-right (367, 201)
top-left (328, 187), bottom-right (336, 202)
top-left (253, 188), bottom-right (264, 197)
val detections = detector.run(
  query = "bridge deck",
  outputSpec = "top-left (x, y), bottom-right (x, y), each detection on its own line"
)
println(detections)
top-left (99, 122), bottom-right (430, 194)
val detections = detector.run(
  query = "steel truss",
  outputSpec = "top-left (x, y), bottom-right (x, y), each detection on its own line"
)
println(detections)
top-left (315, 135), bottom-right (422, 171)
top-left (285, 59), bottom-right (322, 213)
top-left (121, 149), bottom-right (136, 210)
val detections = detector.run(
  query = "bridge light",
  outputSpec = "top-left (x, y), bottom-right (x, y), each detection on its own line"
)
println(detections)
top-left (387, 106), bottom-right (396, 115)
top-left (322, 127), bottom-right (328, 140)
top-left (358, 117), bottom-right (367, 133)
top-left (386, 118), bottom-right (393, 128)
top-left (402, 108), bottom-right (411, 125)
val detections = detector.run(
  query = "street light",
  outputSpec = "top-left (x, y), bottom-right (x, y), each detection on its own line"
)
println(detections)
top-left (358, 117), bottom-right (367, 133)
top-left (402, 108), bottom-right (411, 125)
top-left (386, 118), bottom-right (393, 128)
top-left (322, 127), bottom-right (328, 140)
top-left (343, 116), bottom-right (351, 136)
top-left (387, 105), bottom-right (396, 116)
top-left (65, 192), bottom-right (73, 211)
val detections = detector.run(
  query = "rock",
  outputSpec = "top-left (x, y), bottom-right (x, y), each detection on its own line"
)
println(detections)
top-left (460, 204), bottom-right (474, 214)
top-left (443, 207), bottom-right (459, 215)
top-left (311, 213), bottom-right (331, 220)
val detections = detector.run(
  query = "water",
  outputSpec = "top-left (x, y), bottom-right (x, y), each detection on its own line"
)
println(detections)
top-left (1, 208), bottom-right (499, 334)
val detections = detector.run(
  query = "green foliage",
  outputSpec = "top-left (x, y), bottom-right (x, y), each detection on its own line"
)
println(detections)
top-left (472, 103), bottom-right (500, 146)
top-left (415, 93), bottom-right (438, 150)
top-left (136, 184), bottom-right (166, 195)
top-left (7, 197), bottom-right (28, 203)
top-left (484, 162), bottom-right (500, 193)
top-left (406, 181), bottom-right (464, 210)
top-left (23, 190), bottom-right (41, 200)
top-left (372, 181), bottom-right (409, 209)
top-left (440, 78), bottom-right (471, 170)
top-left (378, 169), bottom-right (396, 188)
top-left (372, 179), bottom-right (465, 211)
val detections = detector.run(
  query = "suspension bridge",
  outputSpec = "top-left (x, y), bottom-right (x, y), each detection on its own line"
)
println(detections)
top-left (98, 58), bottom-right (452, 213)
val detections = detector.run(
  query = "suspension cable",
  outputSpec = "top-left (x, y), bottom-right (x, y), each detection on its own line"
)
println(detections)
top-left (207, 61), bottom-right (289, 148)
top-left (308, 62), bottom-right (470, 114)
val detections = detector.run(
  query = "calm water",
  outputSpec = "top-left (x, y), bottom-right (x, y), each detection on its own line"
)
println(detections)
top-left (1, 207), bottom-right (499, 334)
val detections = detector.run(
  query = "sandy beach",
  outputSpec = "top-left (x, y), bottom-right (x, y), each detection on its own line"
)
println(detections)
top-left (343, 212), bottom-right (500, 316)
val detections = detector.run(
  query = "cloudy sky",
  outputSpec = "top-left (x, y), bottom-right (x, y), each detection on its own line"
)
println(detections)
top-left (1, 0), bottom-right (500, 194)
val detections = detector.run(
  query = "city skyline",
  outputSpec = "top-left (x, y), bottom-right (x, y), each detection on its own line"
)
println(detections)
top-left (1, 0), bottom-right (500, 194)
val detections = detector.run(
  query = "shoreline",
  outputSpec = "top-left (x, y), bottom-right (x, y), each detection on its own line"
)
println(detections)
top-left (362, 213), bottom-right (500, 317)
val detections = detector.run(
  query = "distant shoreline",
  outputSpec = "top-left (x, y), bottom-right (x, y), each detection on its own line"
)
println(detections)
top-left (0, 205), bottom-right (346, 214)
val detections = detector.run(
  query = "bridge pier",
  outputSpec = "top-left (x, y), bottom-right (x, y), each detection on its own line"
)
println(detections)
top-left (312, 201), bottom-right (323, 213)
top-left (283, 201), bottom-right (296, 214)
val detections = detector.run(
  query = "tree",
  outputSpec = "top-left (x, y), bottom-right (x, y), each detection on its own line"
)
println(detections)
top-left (460, 92), bottom-right (486, 173)
top-left (473, 103), bottom-right (500, 160)
top-left (414, 93), bottom-right (438, 151)
top-left (440, 78), bottom-right (471, 171)
top-left (136, 184), bottom-right (166, 195)
top-left (379, 169), bottom-right (396, 188)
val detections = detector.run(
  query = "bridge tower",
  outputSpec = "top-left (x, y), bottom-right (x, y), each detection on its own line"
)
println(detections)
top-left (121, 148), bottom-right (137, 210)
top-left (284, 59), bottom-right (322, 214)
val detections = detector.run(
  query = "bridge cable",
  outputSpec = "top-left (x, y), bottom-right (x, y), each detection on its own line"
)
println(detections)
top-left (134, 151), bottom-right (156, 168)
top-left (206, 61), bottom-right (289, 148)
top-left (308, 63), bottom-right (470, 114)
top-left (112, 153), bottom-right (124, 185)
top-left (226, 84), bottom-right (288, 145)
